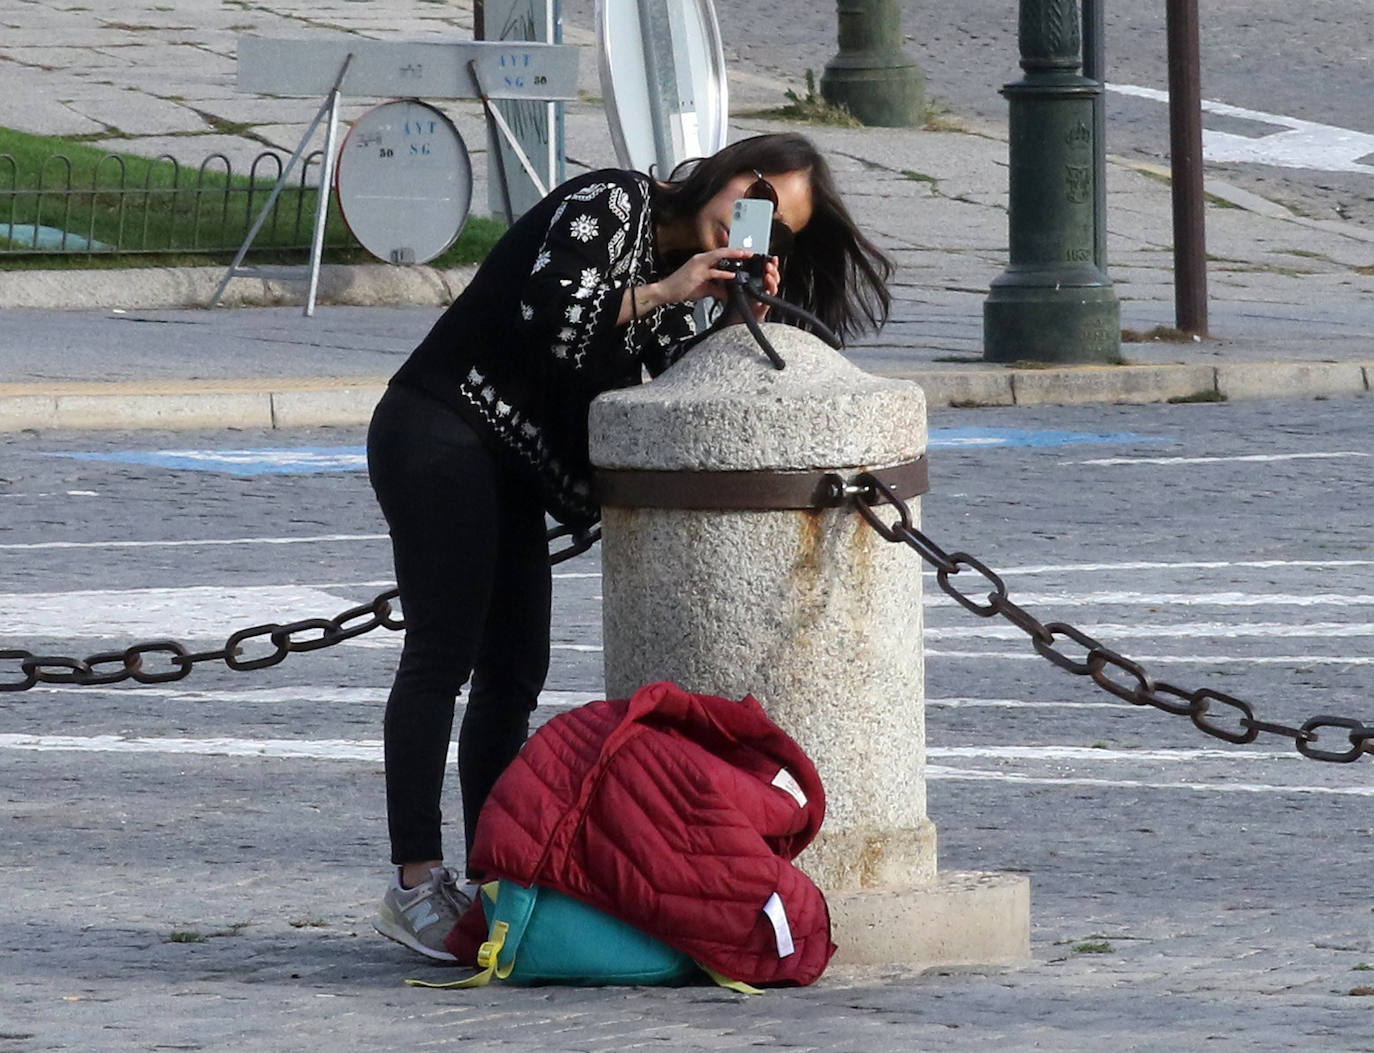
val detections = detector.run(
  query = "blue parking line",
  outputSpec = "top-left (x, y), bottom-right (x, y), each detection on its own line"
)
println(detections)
top-left (53, 447), bottom-right (369, 476)
top-left (51, 428), bottom-right (1165, 476)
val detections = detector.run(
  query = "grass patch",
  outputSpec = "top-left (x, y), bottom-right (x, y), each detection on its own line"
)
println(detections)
top-left (1121, 325), bottom-right (1201, 343)
top-left (1071, 938), bottom-right (1114, 955)
top-left (751, 72), bottom-right (956, 131)
top-left (753, 71), bottom-right (864, 127)
top-left (0, 125), bottom-right (506, 266)
top-left (166, 921), bottom-right (250, 944)
top-left (1167, 389), bottom-right (1226, 404)
top-left (902, 169), bottom-right (938, 186)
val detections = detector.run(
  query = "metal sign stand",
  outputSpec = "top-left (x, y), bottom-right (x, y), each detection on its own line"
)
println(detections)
top-left (210, 54), bottom-right (353, 317)
top-left (468, 59), bottom-right (548, 211)
top-left (210, 34), bottom-right (580, 315)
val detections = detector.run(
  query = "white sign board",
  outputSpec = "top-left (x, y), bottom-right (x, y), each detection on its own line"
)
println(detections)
top-left (237, 35), bottom-right (580, 100)
top-left (335, 100), bottom-right (473, 264)
top-left (597, 0), bottom-right (728, 175)
top-left (482, 0), bottom-right (564, 220)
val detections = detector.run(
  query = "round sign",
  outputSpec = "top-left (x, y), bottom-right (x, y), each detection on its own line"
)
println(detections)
top-left (596, 0), bottom-right (728, 175)
top-left (335, 99), bottom-right (472, 265)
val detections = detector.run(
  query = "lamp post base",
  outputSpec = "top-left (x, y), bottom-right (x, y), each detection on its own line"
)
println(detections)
top-left (819, 59), bottom-right (924, 128)
top-left (984, 280), bottom-right (1122, 364)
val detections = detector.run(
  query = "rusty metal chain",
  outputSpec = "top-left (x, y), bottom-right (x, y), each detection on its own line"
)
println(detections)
top-left (848, 471), bottom-right (1374, 765)
top-left (1, 524), bottom-right (601, 693)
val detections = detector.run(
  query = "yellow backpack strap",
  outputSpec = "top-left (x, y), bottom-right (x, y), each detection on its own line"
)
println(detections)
top-left (404, 921), bottom-right (510, 990)
top-left (701, 966), bottom-right (763, 996)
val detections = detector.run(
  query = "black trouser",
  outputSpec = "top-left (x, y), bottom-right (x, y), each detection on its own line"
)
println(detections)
top-left (367, 383), bottom-right (551, 872)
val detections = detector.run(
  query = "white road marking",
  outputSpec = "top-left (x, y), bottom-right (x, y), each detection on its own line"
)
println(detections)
top-left (0, 534), bottom-right (387, 551)
top-left (1109, 84), bottom-right (1374, 173)
top-left (6, 733), bottom-right (1367, 798)
top-left (928, 648), bottom-right (1374, 665)
top-left (928, 765), bottom-right (1374, 797)
top-left (925, 621), bottom-right (1374, 640)
top-left (5, 585), bottom-right (379, 638)
top-left (11, 685), bottom-right (604, 707)
top-left (929, 745), bottom-right (1286, 762)
top-left (0, 736), bottom-right (1297, 763)
top-left (1076, 452), bottom-right (1369, 467)
top-left (933, 591), bottom-right (1374, 608)
top-left (994, 559), bottom-right (1374, 576)
top-left (0, 585), bottom-right (602, 640)
top-left (928, 696), bottom-right (1123, 709)
top-left (9, 685), bottom-right (1103, 710)
top-left (31, 547), bottom-right (1374, 578)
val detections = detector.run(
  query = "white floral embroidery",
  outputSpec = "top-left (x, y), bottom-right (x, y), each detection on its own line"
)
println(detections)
top-left (565, 304), bottom-right (584, 323)
top-left (579, 267), bottom-right (600, 289)
top-left (520, 302), bottom-right (533, 321)
top-left (568, 213), bottom-right (598, 242)
top-left (552, 344), bottom-right (569, 359)
top-left (532, 249), bottom-right (551, 272)
top-left (558, 327), bottom-right (577, 343)
top-left (607, 228), bottom-right (627, 272)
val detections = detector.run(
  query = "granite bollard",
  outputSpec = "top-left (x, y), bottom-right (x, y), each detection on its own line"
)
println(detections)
top-left (589, 323), bottom-right (1029, 967)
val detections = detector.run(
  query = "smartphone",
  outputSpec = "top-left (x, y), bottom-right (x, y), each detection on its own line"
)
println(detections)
top-left (728, 197), bottom-right (774, 256)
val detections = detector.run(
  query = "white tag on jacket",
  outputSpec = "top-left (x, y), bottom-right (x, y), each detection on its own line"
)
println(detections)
top-left (762, 892), bottom-right (796, 959)
top-left (771, 767), bottom-right (807, 808)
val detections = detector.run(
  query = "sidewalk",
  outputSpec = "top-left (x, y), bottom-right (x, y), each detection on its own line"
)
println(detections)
top-left (3, 2), bottom-right (1374, 431)
top-left (5, 8), bottom-right (1374, 1053)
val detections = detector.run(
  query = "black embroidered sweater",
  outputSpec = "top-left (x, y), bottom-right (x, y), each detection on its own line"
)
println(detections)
top-left (390, 169), bottom-right (698, 527)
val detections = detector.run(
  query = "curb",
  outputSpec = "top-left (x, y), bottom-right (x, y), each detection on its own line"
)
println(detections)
top-left (2, 361), bottom-right (1369, 433)
top-left (0, 263), bottom-right (479, 311)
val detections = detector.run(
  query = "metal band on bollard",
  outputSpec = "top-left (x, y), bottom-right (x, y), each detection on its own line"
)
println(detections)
top-left (595, 455), bottom-right (928, 511)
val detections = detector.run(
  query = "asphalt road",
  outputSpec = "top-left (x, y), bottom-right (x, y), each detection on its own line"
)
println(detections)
top-left (564, 0), bottom-right (1374, 228)
top-left (5, 393), bottom-right (1372, 846)
top-left (4, 396), bottom-right (1373, 1049)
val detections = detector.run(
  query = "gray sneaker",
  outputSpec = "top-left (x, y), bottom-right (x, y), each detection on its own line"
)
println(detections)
top-left (373, 866), bottom-right (473, 961)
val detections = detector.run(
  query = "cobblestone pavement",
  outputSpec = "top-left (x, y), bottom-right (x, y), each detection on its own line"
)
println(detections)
top-left (4, 399), bottom-right (1374, 1051)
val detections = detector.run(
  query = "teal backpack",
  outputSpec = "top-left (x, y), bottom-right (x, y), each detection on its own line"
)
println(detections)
top-left (406, 881), bottom-right (757, 992)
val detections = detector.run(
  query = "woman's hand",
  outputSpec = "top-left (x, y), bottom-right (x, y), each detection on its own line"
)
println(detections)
top-left (617, 248), bottom-right (759, 325)
top-left (658, 247), bottom-right (760, 306)
top-left (618, 249), bottom-right (781, 325)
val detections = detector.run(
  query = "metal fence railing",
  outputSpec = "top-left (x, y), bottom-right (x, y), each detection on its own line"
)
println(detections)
top-left (0, 149), bottom-right (358, 256)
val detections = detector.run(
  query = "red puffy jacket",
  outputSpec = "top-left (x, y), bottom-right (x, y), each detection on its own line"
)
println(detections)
top-left (450, 681), bottom-right (835, 985)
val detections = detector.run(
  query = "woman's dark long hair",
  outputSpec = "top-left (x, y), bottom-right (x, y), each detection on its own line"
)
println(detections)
top-left (651, 133), bottom-right (894, 342)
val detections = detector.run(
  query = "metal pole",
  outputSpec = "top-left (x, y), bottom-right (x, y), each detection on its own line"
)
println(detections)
top-left (1166, 0), bottom-right (1208, 335)
top-left (303, 59), bottom-right (349, 318)
top-left (1081, 0), bottom-right (1107, 273)
top-left (983, 0), bottom-right (1120, 364)
top-left (820, 0), bottom-right (924, 127)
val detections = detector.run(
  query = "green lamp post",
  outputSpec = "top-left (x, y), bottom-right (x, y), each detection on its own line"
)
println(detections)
top-left (984, 0), bottom-right (1120, 363)
top-left (820, 0), bottom-right (924, 127)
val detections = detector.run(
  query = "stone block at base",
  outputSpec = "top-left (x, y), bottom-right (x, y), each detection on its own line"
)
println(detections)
top-left (827, 871), bottom-right (1030, 968)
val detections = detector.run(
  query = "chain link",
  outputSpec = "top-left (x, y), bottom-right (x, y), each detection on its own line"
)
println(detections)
top-left (852, 471), bottom-right (1374, 764)
top-left (15, 475), bottom-right (1373, 766)
top-left (1, 524), bottom-right (600, 693)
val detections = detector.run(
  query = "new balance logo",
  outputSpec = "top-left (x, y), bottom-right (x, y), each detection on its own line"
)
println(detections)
top-left (406, 900), bottom-right (442, 932)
